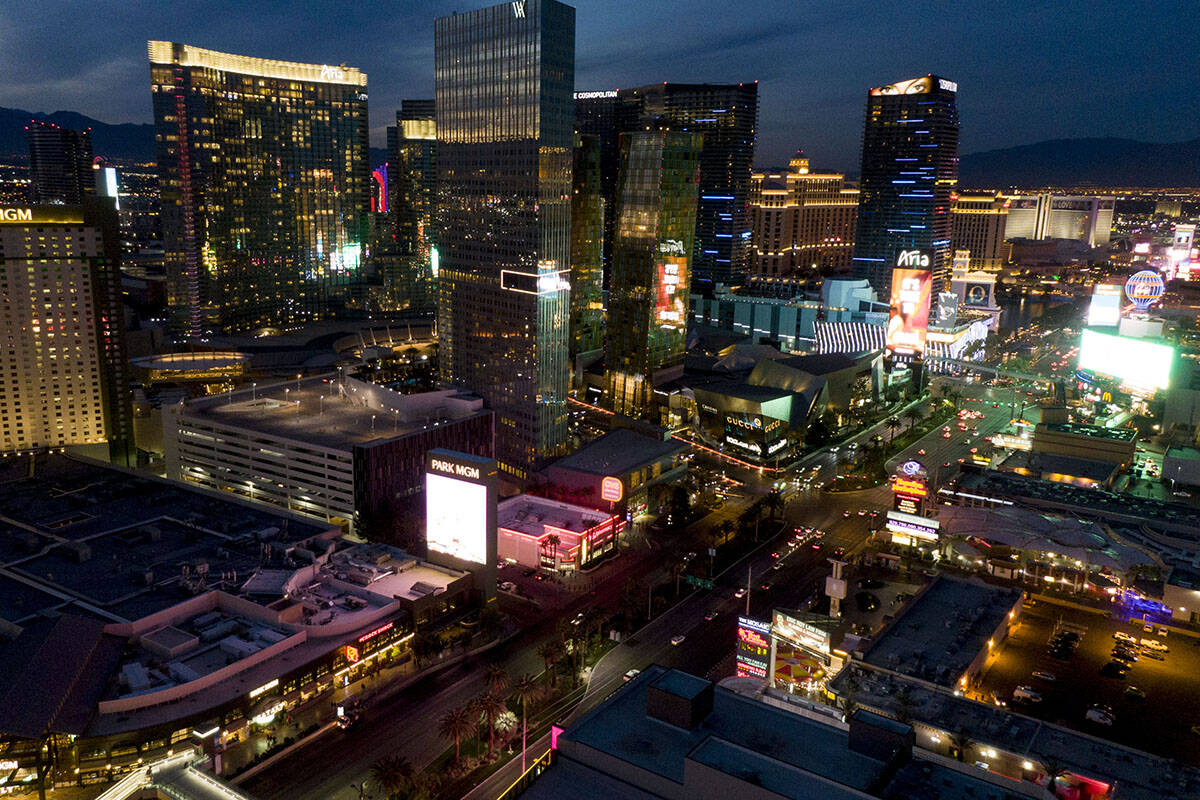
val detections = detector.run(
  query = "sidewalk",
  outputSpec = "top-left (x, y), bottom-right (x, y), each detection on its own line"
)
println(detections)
top-left (227, 629), bottom-right (512, 784)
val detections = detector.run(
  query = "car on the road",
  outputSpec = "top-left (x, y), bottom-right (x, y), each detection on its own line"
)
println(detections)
top-left (1012, 685), bottom-right (1042, 703)
top-left (855, 592), bottom-right (880, 612)
top-left (1100, 661), bottom-right (1128, 678)
top-left (1124, 685), bottom-right (1146, 700)
top-left (623, 669), bottom-right (641, 682)
top-left (670, 634), bottom-right (686, 646)
top-left (498, 581), bottom-right (517, 592)
top-left (842, 510), bottom-right (851, 517)
top-left (704, 610), bottom-right (719, 621)
top-left (1032, 671), bottom-right (1056, 682)
top-left (943, 461), bottom-right (951, 467)
top-left (522, 568), bottom-right (538, 577)
top-left (918, 449), bottom-right (926, 455)
top-left (734, 588), bottom-right (747, 599)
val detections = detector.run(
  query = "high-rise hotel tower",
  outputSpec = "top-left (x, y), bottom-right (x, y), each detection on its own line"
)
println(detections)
top-left (435, 0), bottom-right (575, 478)
top-left (851, 75), bottom-right (958, 297)
top-left (149, 41), bottom-right (370, 337)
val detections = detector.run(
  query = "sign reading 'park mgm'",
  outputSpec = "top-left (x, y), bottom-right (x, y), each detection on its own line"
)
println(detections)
top-left (0, 208), bottom-right (32, 222)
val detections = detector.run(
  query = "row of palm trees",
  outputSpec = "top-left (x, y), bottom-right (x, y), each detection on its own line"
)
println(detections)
top-left (437, 665), bottom-right (540, 774)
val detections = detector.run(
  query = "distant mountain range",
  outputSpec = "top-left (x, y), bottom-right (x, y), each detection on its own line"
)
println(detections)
top-left (0, 106), bottom-right (156, 162)
top-left (4, 106), bottom-right (1199, 187)
top-left (959, 137), bottom-right (1200, 189)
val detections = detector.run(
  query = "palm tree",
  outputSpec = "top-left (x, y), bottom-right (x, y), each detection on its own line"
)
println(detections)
top-left (764, 489), bottom-right (784, 521)
top-left (370, 754), bottom-right (413, 799)
top-left (537, 641), bottom-right (561, 688)
top-left (542, 534), bottom-right (562, 571)
top-left (484, 663), bottom-right (510, 695)
top-left (717, 519), bottom-right (735, 546)
top-left (947, 729), bottom-right (974, 762)
top-left (1033, 753), bottom-right (1071, 798)
top-left (494, 710), bottom-right (518, 746)
top-left (511, 673), bottom-right (539, 772)
top-left (473, 692), bottom-right (507, 758)
top-left (886, 416), bottom-right (901, 444)
top-left (438, 706), bottom-right (474, 766)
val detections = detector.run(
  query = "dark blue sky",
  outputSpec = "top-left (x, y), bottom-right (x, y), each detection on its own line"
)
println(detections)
top-left (1, 0), bottom-right (1195, 171)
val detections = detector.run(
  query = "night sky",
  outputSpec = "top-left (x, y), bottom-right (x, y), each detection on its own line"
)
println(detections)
top-left (1, 0), bottom-right (1195, 171)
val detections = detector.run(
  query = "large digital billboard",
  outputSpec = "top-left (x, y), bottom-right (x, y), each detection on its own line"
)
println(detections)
top-left (655, 254), bottom-right (686, 327)
top-left (425, 450), bottom-right (497, 568)
top-left (736, 616), bottom-right (770, 680)
top-left (1087, 284), bottom-right (1122, 327)
top-left (1078, 329), bottom-right (1174, 394)
top-left (886, 267), bottom-right (932, 356)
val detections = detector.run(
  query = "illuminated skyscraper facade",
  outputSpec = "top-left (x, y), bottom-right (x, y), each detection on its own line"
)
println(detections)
top-left (570, 134), bottom-right (605, 361)
top-left (749, 151), bottom-right (858, 278)
top-left (851, 75), bottom-right (958, 297)
top-left (616, 83), bottom-right (758, 291)
top-left (606, 131), bottom-right (702, 418)
top-left (0, 201), bottom-right (133, 464)
top-left (385, 100), bottom-right (438, 315)
top-left (952, 191), bottom-right (1009, 272)
top-left (148, 41), bottom-right (370, 336)
top-left (435, 0), bottom-right (574, 478)
top-left (26, 121), bottom-right (94, 206)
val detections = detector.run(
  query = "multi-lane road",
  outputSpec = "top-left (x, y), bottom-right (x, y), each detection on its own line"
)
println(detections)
top-left (245, 377), bottom-right (1041, 800)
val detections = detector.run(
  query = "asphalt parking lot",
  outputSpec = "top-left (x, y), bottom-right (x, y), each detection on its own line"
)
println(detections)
top-left (977, 598), bottom-right (1200, 765)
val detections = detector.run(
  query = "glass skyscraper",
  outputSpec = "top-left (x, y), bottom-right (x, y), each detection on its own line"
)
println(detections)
top-left (385, 99), bottom-right (438, 315)
top-left (435, 0), bottom-right (574, 478)
top-left (570, 133), bottom-right (604, 361)
top-left (148, 41), bottom-right (370, 337)
top-left (26, 121), bottom-right (94, 206)
top-left (606, 131), bottom-right (702, 418)
top-left (851, 74), bottom-right (959, 297)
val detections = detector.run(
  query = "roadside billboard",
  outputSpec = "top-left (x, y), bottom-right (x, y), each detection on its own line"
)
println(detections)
top-left (886, 267), bottom-right (932, 356)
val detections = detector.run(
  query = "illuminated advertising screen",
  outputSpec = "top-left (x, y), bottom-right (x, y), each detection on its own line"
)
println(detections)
top-left (886, 268), bottom-right (932, 356)
top-left (426, 473), bottom-right (487, 564)
top-left (962, 282), bottom-right (991, 307)
top-left (655, 255), bottom-right (686, 327)
top-left (934, 292), bottom-right (958, 327)
top-left (1078, 329), bottom-right (1174, 394)
top-left (736, 616), bottom-right (770, 679)
top-left (773, 610), bottom-right (832, 655)
top-left (1087, 284), bottom-right (1122, 327)
top-left (425, 450), bottom-right (496, 568)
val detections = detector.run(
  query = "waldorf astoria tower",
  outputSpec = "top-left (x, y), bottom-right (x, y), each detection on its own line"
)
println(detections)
top-left (435, 0), bottom-right (575, 478)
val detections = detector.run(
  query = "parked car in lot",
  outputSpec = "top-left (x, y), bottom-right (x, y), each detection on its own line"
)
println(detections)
top-left (1032, 671), bottom-right (1056, 682)
top-left (1124, 685), bottom-right (1146, 700)
top-left (1086, 705), bottom-right (1115, 726)
top-left (1100, 661), bottom-right (1129, 678)
top-left (1113, 631), bottom-right (1137, 644)
top-left (1141, 638), bottom-right (1168, 652)
top-left (855, 592), bottom-right (880, 613)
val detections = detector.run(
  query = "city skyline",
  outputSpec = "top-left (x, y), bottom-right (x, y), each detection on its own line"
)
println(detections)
top-left (1, 1), bottom-right (1197, 172)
